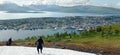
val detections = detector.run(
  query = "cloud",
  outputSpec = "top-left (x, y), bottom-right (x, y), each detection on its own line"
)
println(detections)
top-left (36, 0), bottom-right (90, 6)
top-left (116, 2), bottom-right (120, 8)
top-left (0, 0), bottom-right (5, 4)
top-left (0, 0), bottom-right (90, 6)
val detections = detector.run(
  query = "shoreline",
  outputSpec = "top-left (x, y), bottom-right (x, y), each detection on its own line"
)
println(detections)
top-left (0, 42), bottom-right (120, 55)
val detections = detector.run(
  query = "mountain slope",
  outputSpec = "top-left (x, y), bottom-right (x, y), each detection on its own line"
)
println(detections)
top-left (0, 3), bottom-right (120, 14)
top-left (29, 5), bottom-right (120, 14)
top-left (0, 3), bottom-right (33, 13)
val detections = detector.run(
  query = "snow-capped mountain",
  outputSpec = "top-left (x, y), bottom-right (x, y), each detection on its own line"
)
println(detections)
top-left (0, 2), bottom-right (120, 14)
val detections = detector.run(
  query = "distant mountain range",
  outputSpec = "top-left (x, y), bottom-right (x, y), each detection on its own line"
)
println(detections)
top-left (0, 3), bottom-right (120, 14)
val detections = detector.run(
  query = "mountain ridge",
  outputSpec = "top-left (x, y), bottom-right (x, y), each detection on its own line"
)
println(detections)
top-left (0, 2), bottom-right (120, 14)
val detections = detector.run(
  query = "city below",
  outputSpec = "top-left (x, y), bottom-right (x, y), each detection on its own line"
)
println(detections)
top-left (0, 16), bottom-right (119, 31)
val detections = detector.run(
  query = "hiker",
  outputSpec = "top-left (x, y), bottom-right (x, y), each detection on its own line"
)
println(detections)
top-left (35, 37), bottom-right (44, 54)
top-left (6, 38), bottom-right (12, 46)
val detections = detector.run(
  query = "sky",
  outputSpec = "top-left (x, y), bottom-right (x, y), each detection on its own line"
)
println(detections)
top-left (0, 0), bottom-right (120, 8)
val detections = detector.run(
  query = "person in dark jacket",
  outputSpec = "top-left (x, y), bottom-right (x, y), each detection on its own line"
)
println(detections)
top-left (6, 38), bottom-right (12, 46)
top-left (35, 37), bottom-right (44, 54)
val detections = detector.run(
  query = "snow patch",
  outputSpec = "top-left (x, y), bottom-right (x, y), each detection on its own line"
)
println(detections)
top-left (0, 46), bottom-right (95, 55)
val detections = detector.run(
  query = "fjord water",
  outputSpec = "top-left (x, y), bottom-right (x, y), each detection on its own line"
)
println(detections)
top-left (0, 11), bottom-right (114, 41)
top-left (0, 11), bottom-right (82, 41)
top-left (0, 11), bottom-right (102, 20)
top-left (0, 11), bottom-right (85, 41)
top-left (0, 29), bottom-right (79, 41)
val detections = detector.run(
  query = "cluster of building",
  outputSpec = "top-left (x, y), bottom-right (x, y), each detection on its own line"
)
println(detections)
top-left (0, 16), bottom-right (119, 30)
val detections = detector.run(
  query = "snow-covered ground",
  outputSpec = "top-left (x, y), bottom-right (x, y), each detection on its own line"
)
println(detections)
top-left (0, 46), bottom-right (95, 55)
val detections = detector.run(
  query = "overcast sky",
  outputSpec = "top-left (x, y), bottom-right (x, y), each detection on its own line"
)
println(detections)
top-left (0, 0), bottom-right (120, 8)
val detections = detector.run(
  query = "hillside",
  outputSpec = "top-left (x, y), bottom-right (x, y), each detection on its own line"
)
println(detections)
top-left (13, 24), bottom-right (120, 55)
